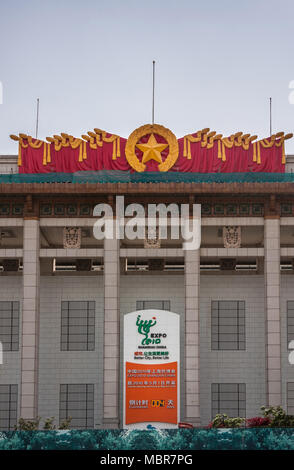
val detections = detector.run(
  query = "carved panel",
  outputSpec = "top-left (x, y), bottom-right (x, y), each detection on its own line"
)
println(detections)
top-left (223, 226), bottom-right (241, 248)
top-left (63, 227), bottom-right (81, 249)
top-left (144, 226), bottom-right (161, 249)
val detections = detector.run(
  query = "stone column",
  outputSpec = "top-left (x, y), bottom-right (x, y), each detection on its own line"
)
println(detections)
top-left (103, 234), bottom-right (120, 427)
top-left (264, 217), bottom-right (281, 406)
top-left (184, 248), bottom-right (200, 424)
top-left (20, 218), bottom-right (40, 419)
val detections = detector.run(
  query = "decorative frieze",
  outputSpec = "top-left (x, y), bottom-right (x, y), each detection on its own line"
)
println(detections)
top-left (281, 203), bottom-right (292, 216)
top-left (201, 203), bottom-right (263, 217)
top-left (223, 226), bottom-right (241, 248)
top-left (40, 202), bottom-right (92, 217)
top-left (12, 204), bottom-right (24, 216)
top-left (144, 226), bottom-right (161, 249)
top-left (63, 227), bottom-right (81, 249)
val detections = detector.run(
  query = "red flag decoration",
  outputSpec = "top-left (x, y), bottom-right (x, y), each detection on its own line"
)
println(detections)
top-left (10, 126), bottom-right (292, 174)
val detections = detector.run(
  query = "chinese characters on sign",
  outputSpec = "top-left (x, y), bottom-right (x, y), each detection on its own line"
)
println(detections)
top-left (125, 362), bottom-right (178, 425)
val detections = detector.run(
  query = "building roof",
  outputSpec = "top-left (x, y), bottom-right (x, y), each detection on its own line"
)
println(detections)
top-left (0, 170), bottom-right (294, 185)
top-left (1, 155), bottom-right (294, 197)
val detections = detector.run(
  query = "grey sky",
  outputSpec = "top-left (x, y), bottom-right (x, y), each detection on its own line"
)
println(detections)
top-left (0, 0), bottom-right (294, 154)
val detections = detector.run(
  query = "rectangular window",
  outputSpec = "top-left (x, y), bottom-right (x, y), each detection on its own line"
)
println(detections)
top-left (60, 384), bottom-right (94, 429)
top-left (0, 384), bottom-right (18, 430)
top-left (287, 301), bottom-right (294, 347)
top-left (0, 301), bottom-right (19, 351)
top-left (287, 383), bottom-right (294, 414)
top-left (211, 383), bottom-right (246, 418)
top-left (136, 300), bottom-right (170, 311)
top-left (61, 301), bottom-right (95, 351)
top-left (211, 300), bottom-right (245, 350)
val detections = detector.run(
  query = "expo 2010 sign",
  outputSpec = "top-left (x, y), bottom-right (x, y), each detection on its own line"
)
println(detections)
top-left (123, 309), bottom-right (180, 429)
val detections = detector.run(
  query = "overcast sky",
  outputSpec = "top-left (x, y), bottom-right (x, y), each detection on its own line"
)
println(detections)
top-left (0, 0), bottom-right (294, 154)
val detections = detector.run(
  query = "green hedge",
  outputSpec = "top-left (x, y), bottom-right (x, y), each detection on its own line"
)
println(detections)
top-left (1, 428), bottom-right (294, 450)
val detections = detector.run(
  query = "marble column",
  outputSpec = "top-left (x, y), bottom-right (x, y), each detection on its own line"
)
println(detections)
top-left (103, 233), bottom-right (120, 427)
top-left (264, 217), bottom-right (281, 406)
top-left (20, 218), bottom-right (40, 419)
top-left (184, 248), bottom-right (200, 424)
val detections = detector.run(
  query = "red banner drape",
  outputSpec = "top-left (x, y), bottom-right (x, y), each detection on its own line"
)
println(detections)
top-left (16, 134), bottom-right (286, 174)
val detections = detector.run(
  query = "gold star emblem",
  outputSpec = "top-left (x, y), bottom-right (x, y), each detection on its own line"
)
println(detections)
top-left (136, 133), bottom-right (168, 164)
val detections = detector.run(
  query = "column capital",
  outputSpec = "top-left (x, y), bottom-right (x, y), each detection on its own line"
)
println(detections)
top-left (23, 194), bottom-right (39, 219)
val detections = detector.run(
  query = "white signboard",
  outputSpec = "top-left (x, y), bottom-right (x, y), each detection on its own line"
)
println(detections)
top-left (123, 309), bottom-right (180, 429)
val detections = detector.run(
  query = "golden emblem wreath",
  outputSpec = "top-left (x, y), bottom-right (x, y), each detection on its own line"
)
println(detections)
top-left (125, 124), bottom-right (179, 172)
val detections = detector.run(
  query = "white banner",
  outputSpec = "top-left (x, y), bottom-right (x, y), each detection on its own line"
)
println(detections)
top-left (123, 309), bottom-right (180, 429)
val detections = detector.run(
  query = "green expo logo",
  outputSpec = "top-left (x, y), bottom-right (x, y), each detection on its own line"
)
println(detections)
top-left (136, 315), bottom-right (167, 346)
